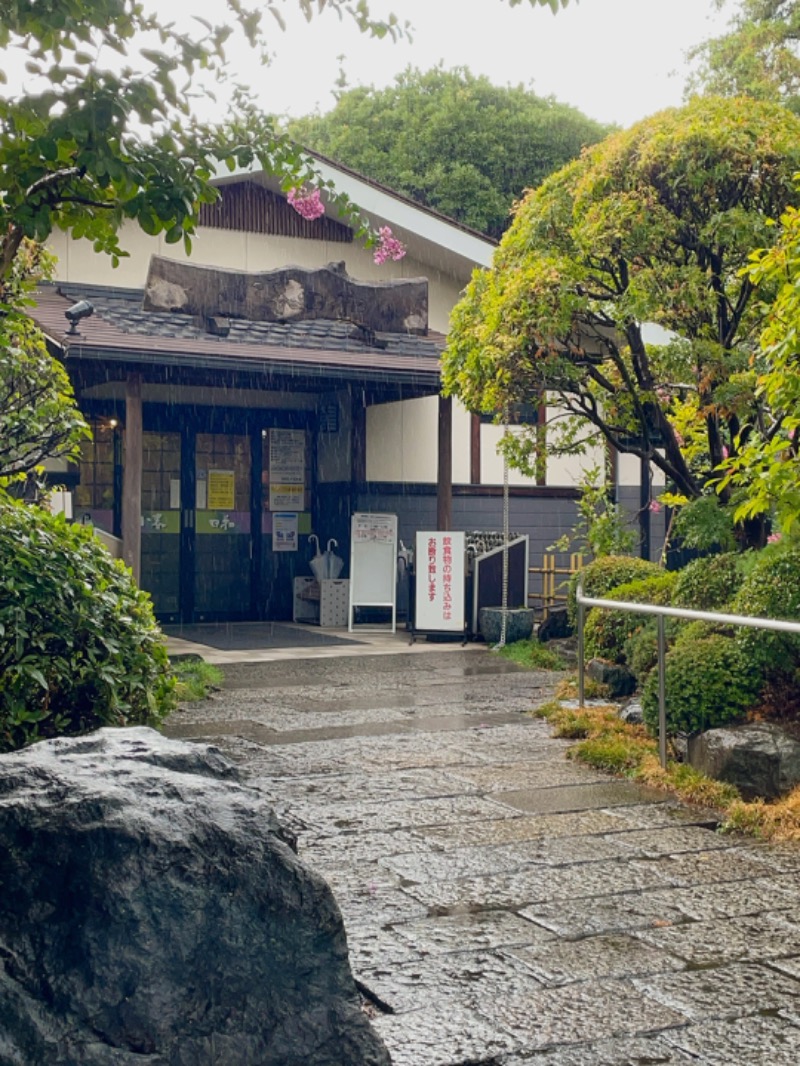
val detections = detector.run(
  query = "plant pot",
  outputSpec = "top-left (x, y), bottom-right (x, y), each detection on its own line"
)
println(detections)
top-left (479, 607), bottom-right (535, 645)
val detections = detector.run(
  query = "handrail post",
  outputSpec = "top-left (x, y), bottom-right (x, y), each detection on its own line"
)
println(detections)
top-left (577, 580), bottom-right (585, 708)
top-left (657, 614), bottom-right (667, 769)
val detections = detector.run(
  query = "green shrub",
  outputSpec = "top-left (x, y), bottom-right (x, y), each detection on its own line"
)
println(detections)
top-left (673, 619), bottom-right (736, 646)
top-left (567, 554), bottom-right (661, 626)
top-left (584, 571), bottom-right (678, 663)
top-left (0, 496), bottom-right (176, 752)
top-left (731, 542), bottom-right (800, 677)
top-left (671, 552), bottom-right (746, 612)
top-left (641, 633), bottom-right (761, 736)
top-left (624, 621), bottom-right (659, 682)
top-left (623, 616), bottom-right (687, 685)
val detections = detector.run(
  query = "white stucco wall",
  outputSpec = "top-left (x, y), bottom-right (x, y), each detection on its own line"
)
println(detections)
top-left (366, 396), bottom-right (438, 482)
top-left (480, 424), bottom-right (539, 487)
top-left (616, 451), bottom-right (667, 489)
top-left (47, 225), bottom-right (463, 334)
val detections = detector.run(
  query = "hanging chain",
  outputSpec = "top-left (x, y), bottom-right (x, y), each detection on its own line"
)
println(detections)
top-left (495, 405), bottom-right (511, 650)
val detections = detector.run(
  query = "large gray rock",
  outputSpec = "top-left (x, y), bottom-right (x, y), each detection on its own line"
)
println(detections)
top-left (687, 722), bottom-right (800, 801)
top-left (0, 728), bottom-right (390, 1066)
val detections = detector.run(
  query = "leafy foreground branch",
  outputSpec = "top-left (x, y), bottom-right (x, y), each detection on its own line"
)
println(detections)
top-left (531, 692), bottom-right (800, 843)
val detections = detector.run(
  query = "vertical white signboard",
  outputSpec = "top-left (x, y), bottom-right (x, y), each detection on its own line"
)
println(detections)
top-left (414, 531), bottom-right (465, 633)
top-left (349, 513), bottom-right (398, 632)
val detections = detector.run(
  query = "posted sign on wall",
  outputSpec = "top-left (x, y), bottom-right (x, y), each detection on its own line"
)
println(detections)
top-left (414, 531), bottom-right (465, 633)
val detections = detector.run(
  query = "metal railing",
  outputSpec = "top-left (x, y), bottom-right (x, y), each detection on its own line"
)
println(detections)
top-left (576, 580), bottom-right (800, 769)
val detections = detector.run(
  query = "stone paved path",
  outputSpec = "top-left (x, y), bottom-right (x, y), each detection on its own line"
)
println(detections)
top-left (164, 650), bottom-right (800, 1065)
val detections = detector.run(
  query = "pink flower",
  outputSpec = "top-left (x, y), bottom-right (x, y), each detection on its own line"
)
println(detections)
top-left (768, 532), bottom-right (782, 543)
top-left (649, 500), bottom-right (662, 514)
top-left (373, 225), bottom-right (406, 265)
top-left (722, 444), bottom-right (729, 459)
top-left (287, 186), bottom-right (325, 221)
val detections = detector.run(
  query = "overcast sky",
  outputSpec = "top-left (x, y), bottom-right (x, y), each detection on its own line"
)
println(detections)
top-left (232, 0), bottom-right (734, 128)
top-left (1, 0), bottom-right (735, 129)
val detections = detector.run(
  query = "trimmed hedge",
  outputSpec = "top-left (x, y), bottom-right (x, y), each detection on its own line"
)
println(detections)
top-left (671, 552), bottom-right (746, 612)
top-left (567, 555), bottom-right (661, 627)
top-left (641, 632), bottom-right (761, 736)
top-left (584, 571), bottom-right (678, 664)
top-left (732, 543), bottom-right (800, 677)
top-left (0, 496), bottom-right (176, 752)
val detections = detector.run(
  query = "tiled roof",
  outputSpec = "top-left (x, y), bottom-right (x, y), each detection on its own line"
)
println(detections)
top-left (33, 283), bottom-right (446, 388)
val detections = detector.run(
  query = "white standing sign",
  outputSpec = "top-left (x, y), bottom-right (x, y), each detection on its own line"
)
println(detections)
top-left (349, 512), bottom-right (398, 632)
top-left (415, 531), bottom-right (466, 633)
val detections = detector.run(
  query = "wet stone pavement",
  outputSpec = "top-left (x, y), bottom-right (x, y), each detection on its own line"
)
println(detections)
top-left (163, 650), bottom-right (800, 1065)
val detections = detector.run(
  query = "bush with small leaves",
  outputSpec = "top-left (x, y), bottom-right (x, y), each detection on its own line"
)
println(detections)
top-left (731, 542), bottom-right (800, 678)
top-left (623, 616), bottom-right (687, 686)
top-left (0, 496), bottom-right (176, 752)
top-left (641, 632), bottom-right (762, 737)
top-left (567, 554), bottom-right (661, 627)
top-left (671, 552), bottom-right (746, 612)
top-left (584, 571), bottom-right (678, 663)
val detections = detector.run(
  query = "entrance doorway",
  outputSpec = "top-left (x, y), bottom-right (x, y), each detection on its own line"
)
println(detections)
top-left (78, 416), bottom-right (317, 624)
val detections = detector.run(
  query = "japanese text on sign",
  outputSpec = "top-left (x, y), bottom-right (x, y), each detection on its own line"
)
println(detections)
top-left (415, 531), bottom-right (465, 633)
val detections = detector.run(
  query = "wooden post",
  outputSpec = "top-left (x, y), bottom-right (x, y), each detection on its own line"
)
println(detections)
top-left (350, 388), bottom-right (367, 518)
top-left (122, 373), bottom-right (143, 583)
top-left (470, 412), bottom-right (481, 485)
top-left (437, 394), bottom-right (453, 531)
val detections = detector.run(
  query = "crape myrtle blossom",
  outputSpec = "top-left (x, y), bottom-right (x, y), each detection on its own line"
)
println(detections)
top-left (286, 188), bottom-right (407, 265)
top-left (286, 186), bottom-right (325, 221)
top-left (373, 226), bottom-right (406, 265)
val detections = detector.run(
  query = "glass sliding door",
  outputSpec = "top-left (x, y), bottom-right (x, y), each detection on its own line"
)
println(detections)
top-left (140, 431), bottom-right (182, 620)
top-left (193, 432), bottom-right (253, 619)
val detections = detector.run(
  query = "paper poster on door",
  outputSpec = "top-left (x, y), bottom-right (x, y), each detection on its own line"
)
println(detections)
top-left (269, 428), bottom-right (305, 511)
top-left (207, 469), bottom-right (235, 510)
top-left (269, 483), bottom-right (304, 510)
top-left (273, 513), bottom-right (299, 552)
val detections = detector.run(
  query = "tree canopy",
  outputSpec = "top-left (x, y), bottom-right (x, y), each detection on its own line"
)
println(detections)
top-left (442, 95), bottom-right (800, 543)
top-left (287, 66), bottom-right (610, 239)
top-left (687, 1), bottom-right (800, 112)
top-left (719, 195), bottom-right (800, 536)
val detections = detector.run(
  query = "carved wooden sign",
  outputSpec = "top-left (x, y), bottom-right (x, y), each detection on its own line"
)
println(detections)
top-left (143, 256), bottom-right (428, 335)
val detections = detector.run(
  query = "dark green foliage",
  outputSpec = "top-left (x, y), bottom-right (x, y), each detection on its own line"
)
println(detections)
top-left (288, 67), bottom-right (611, 239)
top-left (623, 616), bottom-right (688, 685)
top-left (671, 552), bottom-right (746, 612)
top-left (641, 633), bottom-right (762, 736)
top-left (0, 496), bottom-right (175, 752)
top-left (584, 571), bottom-right (678, 663)
top-left (567, 555), bottom-right (661, 627)
top-left (624, 621), bottom-right (659, 683)
top-left (732, 541), bottom-right (800, 674)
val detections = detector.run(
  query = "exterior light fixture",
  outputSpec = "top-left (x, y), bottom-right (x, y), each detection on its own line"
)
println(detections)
top-left (65, 300), bottom-right (94, 335)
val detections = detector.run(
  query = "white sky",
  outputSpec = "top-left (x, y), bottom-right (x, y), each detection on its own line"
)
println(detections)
top-left (219, 0), bottom-right (734, 128)
top-left (1, 0), bottom-right (734, 129)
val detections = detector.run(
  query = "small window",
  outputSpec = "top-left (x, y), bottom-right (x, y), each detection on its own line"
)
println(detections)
top-left (479, 402), bottom-right (540, 427)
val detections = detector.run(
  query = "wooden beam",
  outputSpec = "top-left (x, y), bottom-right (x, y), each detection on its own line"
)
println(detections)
top-left (122, 373), bottom-right (143, 583)
top-left (437, 394), bottom-right (453, 531)
top-left (351, 391), bottom-right (367, 485)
